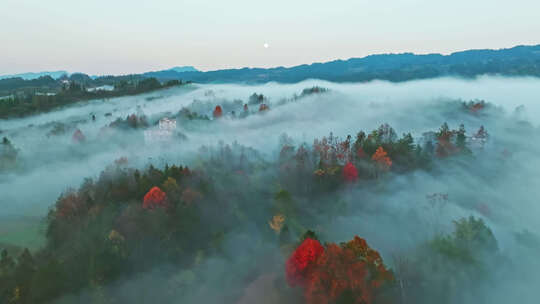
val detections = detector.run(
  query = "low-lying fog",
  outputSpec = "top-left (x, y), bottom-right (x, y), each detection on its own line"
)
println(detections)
top-left (1, 76), bottom-right (540, 303)
top-left (2, 76), bottom-right (539, 216)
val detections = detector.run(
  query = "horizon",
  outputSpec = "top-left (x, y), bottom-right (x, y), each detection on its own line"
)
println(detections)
top-left (2, 0), bottom-right (540, 75)
top-left (1, 43), bottom-right (538, 78)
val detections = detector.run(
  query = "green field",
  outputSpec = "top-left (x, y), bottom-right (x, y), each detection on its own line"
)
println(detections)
top-left (0, 215), bottom-right (46, 255)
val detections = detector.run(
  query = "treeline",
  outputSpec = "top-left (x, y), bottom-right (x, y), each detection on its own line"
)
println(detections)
top-left (0, 78), bottom-right (187, 118)
top-left (0, 137), bottom-right (18, 171)
top-left (0, 76), bottom-right (59, 93)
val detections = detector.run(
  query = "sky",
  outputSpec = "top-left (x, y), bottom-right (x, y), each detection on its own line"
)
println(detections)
top-left (1, 0), bottom-right (539, 75)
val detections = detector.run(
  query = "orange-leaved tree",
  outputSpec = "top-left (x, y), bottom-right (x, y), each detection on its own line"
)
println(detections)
top-left (371, 147), bottom-right (392, 171)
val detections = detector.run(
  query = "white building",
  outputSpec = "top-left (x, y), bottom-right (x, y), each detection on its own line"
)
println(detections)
top-left (144, 117), bottom-right (177, 143)
top-left (159, 117), bottom-right (176, 131)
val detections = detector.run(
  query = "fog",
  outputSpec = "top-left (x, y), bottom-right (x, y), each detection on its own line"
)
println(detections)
top-left (1, 76), bottom-right (540, 303)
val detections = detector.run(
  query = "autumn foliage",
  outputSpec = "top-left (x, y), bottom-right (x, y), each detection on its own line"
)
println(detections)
top-left (269, 214), bottom-right (286, 233)
top-left (142, 186), bottom-right (168, 209)
top-left (371, 147), bottom-right (392, 171)
top-left (259, 103), bottom-right (270, 112)
top-left (213, 105), bottom-right (223, 118)
top-left (286, 236), bottom-right (394, 304)
top-left (343, 162), bottom-right (359, 182)
top-left (356, 147), bottom-right (366, 159)
top-left (56, 192), bottom-right (87, 219)
top-left (72, 129), bottom-right (85, 143)
top-left (285, 238), bottom-right (325, 287)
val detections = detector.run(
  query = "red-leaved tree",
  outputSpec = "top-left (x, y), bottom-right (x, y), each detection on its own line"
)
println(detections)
top-left (343, 162), bottom-right (359, 182)
top-left (72, 129), bottom-right (86, 143)
top-left (285, 238), bottom-right (325, 287)
top-left (213, 105), bottom-right (223, 118)
top-left (357, 147), bottom-right (366, 159)
top-left (143, 186), bottom-right (168, 209)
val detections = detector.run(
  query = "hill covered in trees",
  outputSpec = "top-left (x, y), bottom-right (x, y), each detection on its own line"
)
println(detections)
top-left (0, 118), bottom-right (508, 304)
top-left (0, 76), bottom-right (188, 118)
top-left (145, 44), bottom-right (540, 83)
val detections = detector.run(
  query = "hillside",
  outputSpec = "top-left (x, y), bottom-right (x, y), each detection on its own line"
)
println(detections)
top-left (147, 44), bottom-right (540, 83)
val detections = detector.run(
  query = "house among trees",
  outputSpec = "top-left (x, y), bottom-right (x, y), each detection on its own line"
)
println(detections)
top-left (159, 117), bottom-right (176, 131)
top-left (144, 117), bottom-right (177, 143)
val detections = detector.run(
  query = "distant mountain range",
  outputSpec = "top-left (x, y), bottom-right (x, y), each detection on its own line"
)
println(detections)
top-left (148, 44), bottom-right (540, 83)
top-left (168, 66), bottom-right (199, 73)
top-left (0, 67), bottom-right (198, 82)
top-left (0, 71), bottom-right (68, 80)
top-left (2, 45), bottom-right (540, 85)
top-left (142, 66), bottom-right (199, 79)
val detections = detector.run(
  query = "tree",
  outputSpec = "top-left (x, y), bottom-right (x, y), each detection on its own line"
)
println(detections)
top-left (136, 77), bottom-right (161, 91)
top-left (353, 131), bottom-right (366, 160)
top-left (371, 147), bottom-right (392, 171)
top-left (269, 214), bottom-right (286, 234)
top-left (474, 125), bottom-right (488, 139)
top-left (456, 124), bottom-right (471, 154)
top-left (452, 216), bottom-right (498, 253)
top-left (143, 186), bottom-right (168, 209)
top-left (72, 129), bottom-right (85, 143)
top-left (0, 249), bottom-right (15, 275)
top-left (14, 248), bottom-right (36, 302)
top-left (240, 104), bottom-right (249, 118)
top-left (162, 177), bottom-right (180, 203)
top-left (396, 133), bottom-right (414, 155)
top-left (213, 105), bottom-right (223, 118)
top-left (430, 216), bottom-right (498, 264)
top-left (248, 93), bottom-right (265, 105)
top-left (437, 122), bottom-right (450, 138)
top-left (376, 123), bottom-right (397, 144)
top-left (162, 177), bottom-right (179, 194)
top-left (285, 238), bottom-right (325, 287)
top-left (435, 123), bottom-right (457, 158)
top-left (180, 188), bottom-right (202, 206)
top-left (286, 236), bottom-right (394, 304)
top-left (343, 162), bottom-right (359, 182)
top-left (55, 192), bottom-right (88, 220)
top-left (0, 137), bottom-right (18, 168)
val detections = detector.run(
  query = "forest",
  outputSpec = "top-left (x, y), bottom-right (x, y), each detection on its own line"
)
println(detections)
top-left (0, 75), bottom-right (187, 119)
top-left (1, 77), bottom-right (539, 304)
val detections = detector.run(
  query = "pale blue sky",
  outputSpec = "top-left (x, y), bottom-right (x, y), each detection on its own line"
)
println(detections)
top-left (1, 0), bottom-right (539, 75)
